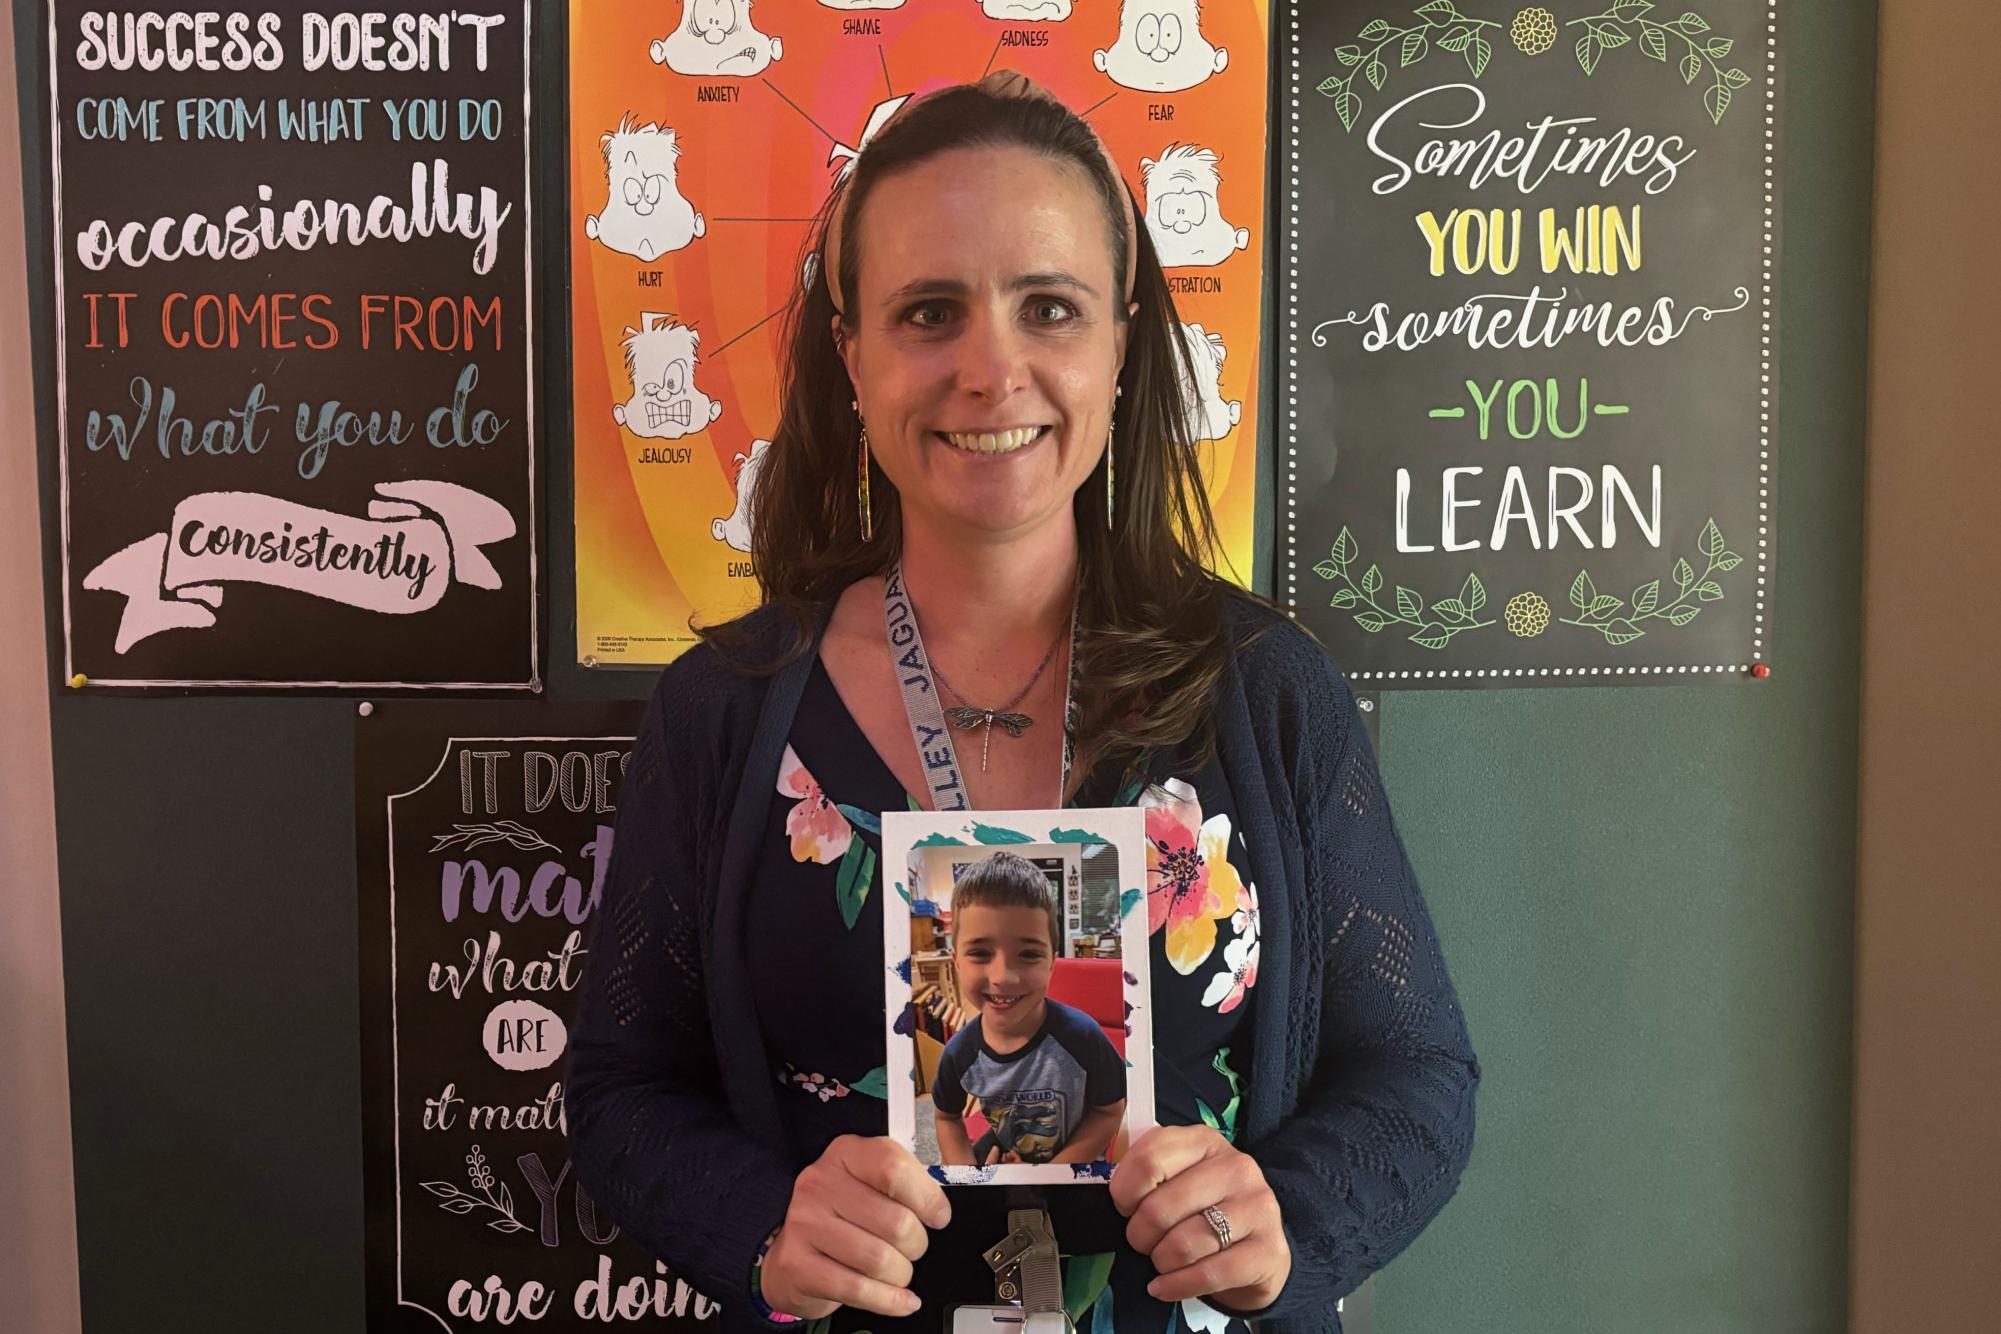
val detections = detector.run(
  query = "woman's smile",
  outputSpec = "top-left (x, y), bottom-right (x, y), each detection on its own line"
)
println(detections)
top-left (935, 424), bottom-right (1054, 455)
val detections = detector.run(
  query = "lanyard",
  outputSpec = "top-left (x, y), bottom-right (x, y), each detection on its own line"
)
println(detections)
top-left (881, 561), bottom-right (1078, 812)
top-left (881, 564), bottom-right (1074, 1320)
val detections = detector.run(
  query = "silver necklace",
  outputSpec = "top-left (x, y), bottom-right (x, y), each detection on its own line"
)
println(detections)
top-left (915, 603), bottom-right (1069, 773)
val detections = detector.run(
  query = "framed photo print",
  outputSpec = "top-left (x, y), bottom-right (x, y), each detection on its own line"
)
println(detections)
top-left (881, 807), bottom-right (1154, 1186)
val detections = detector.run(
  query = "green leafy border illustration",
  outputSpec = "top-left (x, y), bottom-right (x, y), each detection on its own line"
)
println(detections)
top-left (1306, 518), bottom-right (1745, 653)
top-left (1559, 517), bottom-right (1744, 644)
top-left (1317, 2), bottom-right (1752, 130)
top-left (1318, 1), bottom-right (1501, 131)
top-left (1313, 526), bottom-right (1496, 651)
top-left (1569, 2), bottom-right (1752, 123)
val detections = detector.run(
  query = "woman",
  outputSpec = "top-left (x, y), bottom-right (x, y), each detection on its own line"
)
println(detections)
top-left (567, 73), bottom-right (1479, 1333)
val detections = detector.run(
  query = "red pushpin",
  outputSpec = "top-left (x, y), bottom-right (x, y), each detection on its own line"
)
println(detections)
top-left (1750, 663), bottom-right (1771, 679)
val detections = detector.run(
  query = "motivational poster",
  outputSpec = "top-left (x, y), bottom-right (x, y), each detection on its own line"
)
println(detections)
top-left (45, 3), bottom-right (538, 689)
top-left (1281, 0), bottom-right (1782, 687)
top-left (571, 0), bottom-right (1270, 666)
top-left (357, 704), bottom-right (721, 1331)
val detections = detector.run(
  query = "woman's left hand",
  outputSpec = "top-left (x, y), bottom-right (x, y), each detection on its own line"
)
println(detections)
top-left (1110, 1125), bottom-right (1292, 1312)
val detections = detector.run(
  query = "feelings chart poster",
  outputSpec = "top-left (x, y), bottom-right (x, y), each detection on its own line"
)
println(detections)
top-left (41, 3), bottom-right (538, 689)
top-left (356, 704), bottom-right (724, 1331)
top-left (571, 0), bottom-right (1270, 667)
top-left (1281, 0), bottom-right (1782, 688)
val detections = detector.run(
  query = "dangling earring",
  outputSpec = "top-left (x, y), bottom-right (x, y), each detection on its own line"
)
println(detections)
top-left (854, 399), bottom-right (874, 542)
top-left (1105, 389), bottom-right (1121, 531)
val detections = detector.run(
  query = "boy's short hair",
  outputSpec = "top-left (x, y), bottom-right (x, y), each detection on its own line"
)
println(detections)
top-left (952, 851), bottom-right (1057, 947)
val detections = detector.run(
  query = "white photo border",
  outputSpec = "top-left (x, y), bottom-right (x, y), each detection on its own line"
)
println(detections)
top-left (882, 806), bottom-right (1155, 1186)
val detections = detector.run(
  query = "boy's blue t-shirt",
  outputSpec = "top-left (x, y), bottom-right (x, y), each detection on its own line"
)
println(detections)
top-left (931, 997), bottom-right (1125, 1163)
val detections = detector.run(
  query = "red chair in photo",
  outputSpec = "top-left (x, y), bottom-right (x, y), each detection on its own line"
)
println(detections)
top-left (1048, 956), bottom-right (1126, 1059)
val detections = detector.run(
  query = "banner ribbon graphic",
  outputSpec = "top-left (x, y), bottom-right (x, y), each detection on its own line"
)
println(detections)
top-left (83, 481), bottom-right (516, 654)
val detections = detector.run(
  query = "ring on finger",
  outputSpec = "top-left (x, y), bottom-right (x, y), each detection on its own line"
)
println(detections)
top-left (1202, 1204), bottom-right (1234, 1250)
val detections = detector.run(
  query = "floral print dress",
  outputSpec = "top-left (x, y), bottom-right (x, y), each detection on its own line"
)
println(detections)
top-left (745, 661), bottom-right (1263, 1333)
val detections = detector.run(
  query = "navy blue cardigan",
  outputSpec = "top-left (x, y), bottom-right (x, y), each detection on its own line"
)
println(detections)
top-left (566, 599), bottom-right (1480, 1332)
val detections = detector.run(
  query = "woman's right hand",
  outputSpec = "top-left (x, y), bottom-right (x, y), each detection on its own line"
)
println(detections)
top-left (759, 1135), bottom-right (953, 1320)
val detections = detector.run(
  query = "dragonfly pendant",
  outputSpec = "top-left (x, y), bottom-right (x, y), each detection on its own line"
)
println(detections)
top-left (945, 706), bottom-right (1033, 772)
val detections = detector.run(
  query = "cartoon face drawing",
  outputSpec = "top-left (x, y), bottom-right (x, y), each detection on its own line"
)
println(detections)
top-left (1177, 322), bottom-right (1241, 443)
top-left (649, 0), bottom-right (783, 77)
top-left (1094, 0), bottom-right (1229, 93)
top-left (978, 0), bottom-right (1074, 20)
top-left (584, 117), bottom-right (707, 263)
top-left (711, 438), bottom-right (770, 551)
top-left (613, 314), bottom-right (724, 439)
top-left (1142, 144), bottom-right (1250, 268)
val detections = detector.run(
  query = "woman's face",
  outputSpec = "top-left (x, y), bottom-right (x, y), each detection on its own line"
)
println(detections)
top-left (836, 145), bottom-right (1130, 544)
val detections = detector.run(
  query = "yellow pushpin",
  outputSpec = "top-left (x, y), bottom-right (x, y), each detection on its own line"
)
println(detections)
top-left (68, 674), bottom-right (88, 689)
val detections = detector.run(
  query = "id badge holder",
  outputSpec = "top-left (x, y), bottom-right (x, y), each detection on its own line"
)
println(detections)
top-left (949, 1206), bottom-right (1076, 1334)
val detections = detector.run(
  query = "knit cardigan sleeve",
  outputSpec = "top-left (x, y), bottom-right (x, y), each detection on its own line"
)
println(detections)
top-left (564, 656), bottom-right (799, 1320)
top-left (1235, 616), bottom-right (1482, 1318)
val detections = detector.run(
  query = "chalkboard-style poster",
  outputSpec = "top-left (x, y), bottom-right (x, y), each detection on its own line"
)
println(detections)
top-left (1280, 0), bottom-right (1781, 687)
top-left (358, 705), bottom-right (719, 1330)
top-left (44, 3), bottom-right (538, 689)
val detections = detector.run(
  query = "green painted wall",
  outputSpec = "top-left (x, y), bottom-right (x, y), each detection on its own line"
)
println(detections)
top-left (1361, 5), bottom-right (1873, 1330)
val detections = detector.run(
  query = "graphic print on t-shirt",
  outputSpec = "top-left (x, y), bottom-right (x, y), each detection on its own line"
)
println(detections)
top-left (983, 1089), bottom-right (1066, 1163)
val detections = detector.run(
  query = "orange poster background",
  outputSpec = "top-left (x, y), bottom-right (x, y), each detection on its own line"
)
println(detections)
top-left (571, 0), bottom-right (1269, 666)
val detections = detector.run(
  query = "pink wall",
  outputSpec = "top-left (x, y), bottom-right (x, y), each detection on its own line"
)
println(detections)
top-left (0, 9), bottom-right (83, 1332)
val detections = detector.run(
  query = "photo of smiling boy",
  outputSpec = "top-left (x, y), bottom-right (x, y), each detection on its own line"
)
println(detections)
top-left (931, 851), bottom-right (1127, 1167)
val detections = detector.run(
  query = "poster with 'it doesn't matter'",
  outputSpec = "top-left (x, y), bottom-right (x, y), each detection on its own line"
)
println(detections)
top-left (358, 703), bottom-right (722, 1331)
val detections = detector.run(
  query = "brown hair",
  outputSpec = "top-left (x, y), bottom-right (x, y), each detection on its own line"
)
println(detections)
top-left (703, 78), bottom-right (1248, 775)
top-left (952, 851), bottom-right (1057, 950)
